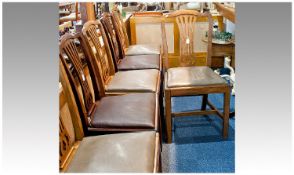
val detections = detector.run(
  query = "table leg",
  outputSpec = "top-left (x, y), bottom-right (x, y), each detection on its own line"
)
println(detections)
top-left (223, 88), bottom-right (230, 138)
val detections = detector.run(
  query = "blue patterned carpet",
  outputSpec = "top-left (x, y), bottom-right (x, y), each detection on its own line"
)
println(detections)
top-left (161, 94), bottom-right (235, 173)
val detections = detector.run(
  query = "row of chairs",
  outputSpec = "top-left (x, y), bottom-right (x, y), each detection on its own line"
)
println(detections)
top-left (59, 11), bottom-right (163, 172)
top-left (59, 9), bottom-right (232, 172)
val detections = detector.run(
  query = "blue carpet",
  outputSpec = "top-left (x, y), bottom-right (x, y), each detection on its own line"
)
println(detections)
top-left (162, 94), bottom-right (235, 173)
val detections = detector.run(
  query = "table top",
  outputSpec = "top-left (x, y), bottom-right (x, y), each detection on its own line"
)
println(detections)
top-left (202, 37), bottom-right (235, 45)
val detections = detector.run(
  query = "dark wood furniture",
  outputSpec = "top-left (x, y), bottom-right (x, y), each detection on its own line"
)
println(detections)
top-left (111, 10), bottom-right (161, 56)
top-left (80, 20), bottom-right (161, 96)
top-left (59, 34), bottom-right (161, 134)
top-left (163, 10), bottom-right (231, 143)
top-left (213, 2), bottom-right (235, 68)
top-left (100, 12), bottom-right (162, 71)
top-left (211, 42), bottom-right (235, 68)
top-left (59, 60), bottom-right (161, 172)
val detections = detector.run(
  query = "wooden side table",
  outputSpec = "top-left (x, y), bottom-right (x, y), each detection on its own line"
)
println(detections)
top-left (211, 42), bottom-right (235, 69)
top-left (203, 37), bottom-right (235, 68)
top-left (203, 38), bottom-right (235, 118)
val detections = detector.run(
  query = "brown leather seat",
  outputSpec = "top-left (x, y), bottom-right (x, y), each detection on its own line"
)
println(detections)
top-left (117, 54), bottom-right (160, 71)
top-left (91, 93), bottom-right (156, 129)
top-left (106, 69), bottom-right (159, 93)
top-left (125, 44), bottom-right (160, 56)
top-left (167, 66), bottom-right (227, 88)
top-left (66, 131), bottom-right (158, 173)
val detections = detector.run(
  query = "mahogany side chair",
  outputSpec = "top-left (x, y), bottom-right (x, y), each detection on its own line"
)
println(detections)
top-left (111, 10), bottom-right (161, 56)
top-left (162, 10), bottom-right (231, 143)
top-left (59, 34), bottom-right (160, 134)
top-left (59, 61), bottom-right (161, 172)
top-left (100, 12), bottom-right (161, 71)
top-left (80, 20), bottom-right (161, 96)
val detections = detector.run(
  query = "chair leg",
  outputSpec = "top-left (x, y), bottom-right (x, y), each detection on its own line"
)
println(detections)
top-left (159, 152), bottom-right (163, 172)
top-left (201, 94), bottom-right (208, 110)
top-left (223, 89), bottom-right (230, 139)
top-left (165, 89), bottom-right (172, 143)
top-left (229, 111), bottom-right (235, 118)
top-left (158, 104), bottom-right (163, 149)
top-left (159, 76), bottom-right (165, 143)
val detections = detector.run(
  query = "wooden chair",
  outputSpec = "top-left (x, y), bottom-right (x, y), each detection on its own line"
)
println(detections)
top-left (80, 21), bottom-right (161, 95)
top-left (59, 61), bottom-right (161, 172)
top-left (163, 10), bottom-right (231, 143)
top-left (111, 10), bottom-right (161, 56)
top-left (100, 12), bottom-right (162, 71)
top-left (59, 34), bottom-right (161, 134)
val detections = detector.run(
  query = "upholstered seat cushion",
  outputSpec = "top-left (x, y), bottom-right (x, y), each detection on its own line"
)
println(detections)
top-left (118, 54), bottom-right (160, 70)
top-left (66, 131), bottom-right (157, 173)
top-left (106, 69), bottom-right (159, 93)
top-left (90, 93), bottom-right (156, 129)
top-left (167, 66), bottom-right (227, 88)
top-left (125, 44), bottom-right (160, 56)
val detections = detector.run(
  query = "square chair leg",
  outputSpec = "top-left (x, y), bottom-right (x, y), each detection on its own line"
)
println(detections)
top-left (164, 89), bottom-right (172, 143)
top-left (223, 88), bottom-right (230, 138)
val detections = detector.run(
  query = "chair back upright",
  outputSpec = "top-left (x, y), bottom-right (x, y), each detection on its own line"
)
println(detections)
top-left (101, 12), bottom-right (122, 70)
top-left (111, 10), bottom-right (128, 56)
top-left (168, 10), bottom-right (213, 67)
top-left (59, 34), bottom-right (98, 128)
top-left (82, 21), bottom-right (116, 89)
top-left (59, 59), bottom-right (84, 171)
top-left (161, 19), bottom-right (169, 71)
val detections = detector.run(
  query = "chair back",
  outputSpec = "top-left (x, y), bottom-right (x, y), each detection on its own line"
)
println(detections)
top-left (59, 33), bottom-right (97, 128)
top-left (82, 20), bottom-right (116, 89)
top-left (111, 10), bottom-right (129, 55)
top-left (59, 59), bottom-right (84, 171)
top-left (161, 19), bottom-right (169, 70)
top-left (168, 10), bottom-right (213, 67)
top-left (100, 12), bottom-right (122, 70)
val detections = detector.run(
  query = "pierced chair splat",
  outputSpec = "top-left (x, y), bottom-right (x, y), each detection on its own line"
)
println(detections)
top-left (59, 34), bottom-right (160, 133)
top-left (59, 61), bottom-right (161, 173)
top-left (81, 20), bottom-right (161, 95)
top-left (162, 10), bottom-right (231, 143)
